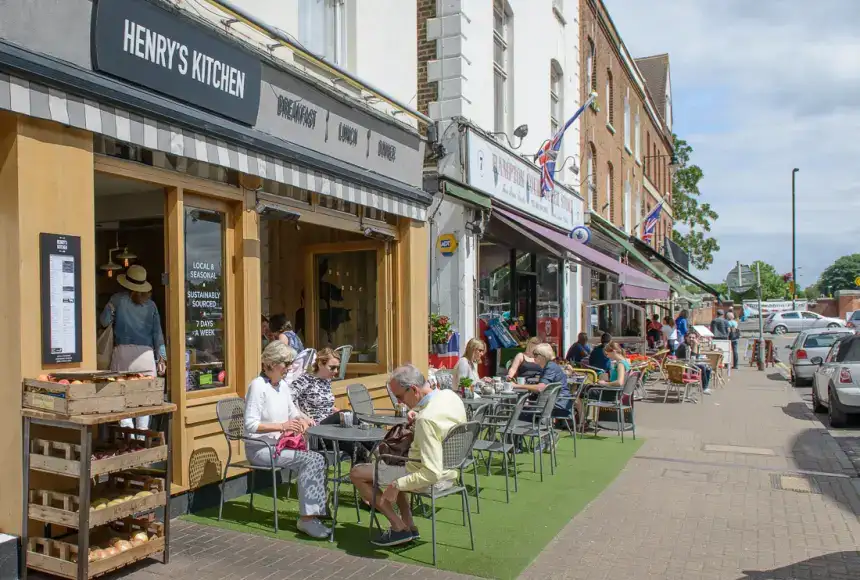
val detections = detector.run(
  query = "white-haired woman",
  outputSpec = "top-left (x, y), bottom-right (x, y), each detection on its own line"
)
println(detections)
top-left (244, 341), bottom-right (330, 539)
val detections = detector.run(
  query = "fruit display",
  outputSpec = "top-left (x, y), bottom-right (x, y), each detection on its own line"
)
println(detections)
top-left (86, 532), bottom-right (153, 562)
top-left (89, 490), bottom-right (154, 512)
top-left (35, 372), bottom-right (153, 384)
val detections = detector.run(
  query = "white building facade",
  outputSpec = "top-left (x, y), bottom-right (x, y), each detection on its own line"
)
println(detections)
top-left (421, 0), bottom-right (585, 362)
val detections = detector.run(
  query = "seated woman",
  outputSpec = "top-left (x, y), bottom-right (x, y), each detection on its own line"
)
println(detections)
top-left (244, 341), bottom-right (330, 539)
top-left (290, 347), bottom-right (340, 425)
top-left (506, 337), bottom-right (542, 383)
top-left (454, 338), bottom-right (491, 389)
top-left (597, 342), bottom-right (631, 388)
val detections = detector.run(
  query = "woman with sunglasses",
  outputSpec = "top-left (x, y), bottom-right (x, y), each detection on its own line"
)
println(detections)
top-left (454, 338), bottom-right (492, 388)
top-left (290, 347), bottom-right (341, 424)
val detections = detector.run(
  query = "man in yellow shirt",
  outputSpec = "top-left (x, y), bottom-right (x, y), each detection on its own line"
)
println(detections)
top-left (350, 364), bottom-right (467, 547)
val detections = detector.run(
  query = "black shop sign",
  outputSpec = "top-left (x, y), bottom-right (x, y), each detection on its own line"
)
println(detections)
top-left (92, 0), bottom-right (261, 125)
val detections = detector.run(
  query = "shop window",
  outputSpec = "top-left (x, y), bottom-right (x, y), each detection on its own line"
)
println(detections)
top-left (536, 256), bottom-right (561, 352)
top-left (314, 250), bottom-right (378, 363)
top-left (185, 207), bottom-right (227, 391)
top-left (479, 243), bottom-right (512, 316)
top-left (516, 251), bottom-right (534, 272)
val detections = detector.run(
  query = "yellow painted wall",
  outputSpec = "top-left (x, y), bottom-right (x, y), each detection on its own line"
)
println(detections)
top-left (0, 113), bottom-right (95, 535)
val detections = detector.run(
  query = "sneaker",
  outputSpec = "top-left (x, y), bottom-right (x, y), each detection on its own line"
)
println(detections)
top-left (703, 389), bottom-right (713, 395)
top-left (410, 526), bottom-right (420, 539)
top-left (297, 518), bottom-right (331, 539)
top-left (371, 528), bottom-right (414, 547)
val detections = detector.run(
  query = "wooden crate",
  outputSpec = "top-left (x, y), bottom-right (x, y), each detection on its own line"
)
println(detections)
top-left (29, 429), bottom-right (167, 478)
top-left (27, 519), bottom-right (165, 579)
top-left (23, 375), bottom-right (164, 415)
top-left (29, 474), bottom-right (166, 529)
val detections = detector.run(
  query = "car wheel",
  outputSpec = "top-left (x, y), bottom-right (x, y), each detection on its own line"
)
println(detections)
top-left (829, 387), bottom-right (848, 427)
top-left (812, 383), bottom-right (826, 413)
top-left (773, 325), bottom-right (787, 335)
top-left (827, 323), bottom-right (840, 329)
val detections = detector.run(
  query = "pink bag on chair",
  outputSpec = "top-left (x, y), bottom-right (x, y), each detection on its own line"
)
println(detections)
top-left (275, 431), bottom-right (307, 455)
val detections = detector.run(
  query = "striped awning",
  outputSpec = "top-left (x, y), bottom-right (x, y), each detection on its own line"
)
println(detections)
top-left (0, 72), bottom-right (427, 221)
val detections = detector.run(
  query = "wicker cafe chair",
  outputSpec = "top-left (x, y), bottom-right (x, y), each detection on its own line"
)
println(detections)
top-left (333, 345), bottom-right (353, 381)
top-left (702, 352), bottom-right (726, 388)
top-left (664, 363), bottom-right (703, 404)
top-left (215, 397), bottom-right (292, 533)
top-left (369, 422), bottom-right (482, 566)
top-left (584, 370), bottom-right (641, 442)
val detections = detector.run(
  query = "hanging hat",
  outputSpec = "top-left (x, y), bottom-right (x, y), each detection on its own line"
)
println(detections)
top-left (118, 264), bottom-right (152, 293)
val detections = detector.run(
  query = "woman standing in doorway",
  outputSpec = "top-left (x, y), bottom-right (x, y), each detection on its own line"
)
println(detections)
top-left (99, 265), bottom-right (166, 432)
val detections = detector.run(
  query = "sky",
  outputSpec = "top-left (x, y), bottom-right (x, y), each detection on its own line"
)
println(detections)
top-left (604, 0), bottom-right (860, 287)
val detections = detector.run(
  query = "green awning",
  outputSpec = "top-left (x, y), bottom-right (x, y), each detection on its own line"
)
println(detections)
top-left (589, 213), bottom-right (698, 304)
top-left (442, 180), bottom-right (491, 209)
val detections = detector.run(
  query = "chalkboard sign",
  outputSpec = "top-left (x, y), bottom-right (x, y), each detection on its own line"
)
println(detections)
top-left (40, 233), bottom-right (83, 364)
top-left (185, 207), bottom-right (226, 389)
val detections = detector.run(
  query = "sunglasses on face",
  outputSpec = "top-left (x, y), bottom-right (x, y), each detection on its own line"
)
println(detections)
top-left (327, 364), bottom-right (340, 372)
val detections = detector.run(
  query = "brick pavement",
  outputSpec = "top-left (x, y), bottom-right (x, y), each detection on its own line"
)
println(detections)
top-left (520, 366), bottom-right (860, 580)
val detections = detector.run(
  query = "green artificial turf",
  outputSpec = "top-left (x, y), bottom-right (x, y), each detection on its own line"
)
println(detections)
top-left (183, 435), bottom-right (643, 578)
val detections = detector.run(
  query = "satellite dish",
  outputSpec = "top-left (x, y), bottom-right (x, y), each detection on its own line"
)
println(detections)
top-left (570, 226), bottom-right (591, 244)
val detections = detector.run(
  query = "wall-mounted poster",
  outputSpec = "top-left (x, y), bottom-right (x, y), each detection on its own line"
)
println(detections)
top-left (40, 233), bottom-right (83, 364)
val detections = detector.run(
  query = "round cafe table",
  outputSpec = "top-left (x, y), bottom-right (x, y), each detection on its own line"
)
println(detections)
top-left (356, 413), bottom-right (408, 427)
top-left (306, 424), bottom-right (386, 542)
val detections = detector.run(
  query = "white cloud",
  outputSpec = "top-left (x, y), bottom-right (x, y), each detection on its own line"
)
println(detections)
top-left (604, 0), bottom-right (860, 284)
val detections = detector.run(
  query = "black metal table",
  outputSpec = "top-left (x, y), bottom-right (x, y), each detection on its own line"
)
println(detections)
top-left (356, 413), bottom-right (408, 427)
top-left (306, 424), bottom-right (386, 542)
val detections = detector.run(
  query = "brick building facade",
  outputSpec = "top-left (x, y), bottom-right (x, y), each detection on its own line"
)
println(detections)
top-left (580, 0), bottom-right (675, 251)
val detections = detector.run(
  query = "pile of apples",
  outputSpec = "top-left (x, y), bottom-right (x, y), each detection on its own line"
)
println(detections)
top-left (36, 373), bottom-right (152, 385)
top-left (89, 490), bottom-right (154, 512)
top-left (85, 532), bottom-right (155, 562)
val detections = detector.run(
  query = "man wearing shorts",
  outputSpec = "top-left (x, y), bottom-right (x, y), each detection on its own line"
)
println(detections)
top-left (350, 364), bottom-right (466, 547)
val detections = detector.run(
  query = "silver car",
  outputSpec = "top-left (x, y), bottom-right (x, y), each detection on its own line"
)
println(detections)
top-left (764, 310), bottom-right (845, 335)
top-left (788, 328), bottom-right (854, 385)
top-left (811, 335), bottom-right (860, 427)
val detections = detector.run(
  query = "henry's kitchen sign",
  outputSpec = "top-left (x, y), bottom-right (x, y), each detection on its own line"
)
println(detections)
top-left (92, 0), bottom-right (261, 125)
top-left (465, 128), bottom-right (579, 230)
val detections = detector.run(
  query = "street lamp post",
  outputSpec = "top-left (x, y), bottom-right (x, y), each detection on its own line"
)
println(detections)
top-left (792, 168), bottom-right (799, 309)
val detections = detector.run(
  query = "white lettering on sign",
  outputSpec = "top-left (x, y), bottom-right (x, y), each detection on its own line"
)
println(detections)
top-left (122, 19), bottom-right (245, 99)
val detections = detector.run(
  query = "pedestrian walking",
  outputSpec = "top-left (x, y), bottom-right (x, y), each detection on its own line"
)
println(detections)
top-left (726, 311), bottom-right (740, 369)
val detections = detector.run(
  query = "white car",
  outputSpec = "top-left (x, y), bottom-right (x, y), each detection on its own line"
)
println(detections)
top-left (764, 310), bottom-right (845, 335)
top-left (811, 335), bottom-right (860, 427)
top-left (788, 328), bottom-right (855, 386)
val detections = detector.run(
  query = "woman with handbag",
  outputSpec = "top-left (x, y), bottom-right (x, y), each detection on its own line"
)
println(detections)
top-left (245, 341), bottom-right (330, 539)
top-left (98, 265), bottom-right (166, 432)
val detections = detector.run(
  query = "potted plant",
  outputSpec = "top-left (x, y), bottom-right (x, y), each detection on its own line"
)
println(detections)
top-left (458, 377), bottom-right (474, 398)
top-left (429, 313), bottom-right (453, 354)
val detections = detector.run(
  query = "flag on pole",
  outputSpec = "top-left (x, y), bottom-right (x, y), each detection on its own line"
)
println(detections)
top-left (641, 202), bottom-right (664, 243)
top-left (536, 92), bottom-right (597, 197)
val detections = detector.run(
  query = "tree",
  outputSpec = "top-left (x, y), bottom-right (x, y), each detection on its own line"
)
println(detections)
top-left (818, 254), bottom-right (860, 296)
top-left (802, 284), bottom-right (821, 300)
top-left (671, 136), bottom-right (719, 270)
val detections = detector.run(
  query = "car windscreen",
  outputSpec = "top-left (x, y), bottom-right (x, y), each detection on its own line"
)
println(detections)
top-left (803, 333), bottom-right (851, 349)
top-left (836, 338), bottom-right (860, 363)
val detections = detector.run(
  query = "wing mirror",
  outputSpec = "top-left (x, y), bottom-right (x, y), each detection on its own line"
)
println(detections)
top-left (810, 356), bottom-right (824, 366)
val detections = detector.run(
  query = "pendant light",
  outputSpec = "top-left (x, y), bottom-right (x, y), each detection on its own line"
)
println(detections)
top-left (116, 247), bottom-right (137, 268)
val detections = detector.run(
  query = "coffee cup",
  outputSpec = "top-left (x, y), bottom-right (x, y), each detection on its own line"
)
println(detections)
top-left (516, 377), bottom-right (525, 385)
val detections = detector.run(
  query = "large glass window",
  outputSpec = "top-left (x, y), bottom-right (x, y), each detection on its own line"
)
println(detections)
top-left (185, 207), bottom-right (226, 391)
top-left (314, 251), bottom-right (378, 363)
top-left (479, 243), bottom-right (512, 316)
top-left (536, 256), bottom-right (561, 352)
top-left (493, 0), bottom-right (511, 134)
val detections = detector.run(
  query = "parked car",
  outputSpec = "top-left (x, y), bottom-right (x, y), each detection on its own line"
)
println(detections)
top-left (846, 310), bottom-right (860, 329)
top-left (788, 328), bottom-right (855, 385)
top-left (764, 310), bottom-right (845, 335)
top-left (811, 334), bottom-right (860, 427)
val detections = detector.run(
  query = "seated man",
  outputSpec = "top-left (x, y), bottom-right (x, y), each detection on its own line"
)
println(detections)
top-left (565, 332), bottom-right (592, 365)
top-left (587, 333), bottom-right (613, 375)
top-left (675, 333), bottom-right (713, 395)
top-left (350, 364), bottom-right (466, 547)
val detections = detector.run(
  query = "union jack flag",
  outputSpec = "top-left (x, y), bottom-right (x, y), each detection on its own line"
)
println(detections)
top-left (641, 202), bottom-right (664, 243)
top-left (536, 93), bottom-right (597, 197)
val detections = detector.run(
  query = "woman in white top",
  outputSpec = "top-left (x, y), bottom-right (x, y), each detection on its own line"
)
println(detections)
top-left (661, 316), bottom-right (679, 354)
top-left (244, 341), bottom-right (330, 539)
top-left (454, 338), bottom-right (489, 388)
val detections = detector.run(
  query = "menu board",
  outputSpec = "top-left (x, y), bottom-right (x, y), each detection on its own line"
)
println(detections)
top-left (185, 208), bottom-right (226, 388)
top-left (40, 233), bottom-right (83, 364)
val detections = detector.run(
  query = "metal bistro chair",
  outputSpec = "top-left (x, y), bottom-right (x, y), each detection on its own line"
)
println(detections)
top-left (515, 384), bottom-right (563, 480)
top-left (461, 403), bottom-right (492, 513)
top-left (434, 369), bottom-right (454, 390)
top-left (347, 383), bottom-right (375, 416)
top-left (333, 345), bottom-right (353, 381)
top-left (585, 370), bottom-right (641, 442)
top-left (552, 375), bottom-right (587, 457)
top-left (215, 397), bottom-right (292, 533)
top-left (370, 421), bottom-right (482, 566)
top-left (473, 394), bottom-right (528, 503)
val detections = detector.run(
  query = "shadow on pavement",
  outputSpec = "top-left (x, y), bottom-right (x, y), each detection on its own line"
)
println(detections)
top-left (738, 550), bottom-right (860, 579)
top-left (781, 401), bottom-right (816, 421)
top-left (790, 429), bottom-right (860, 517)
